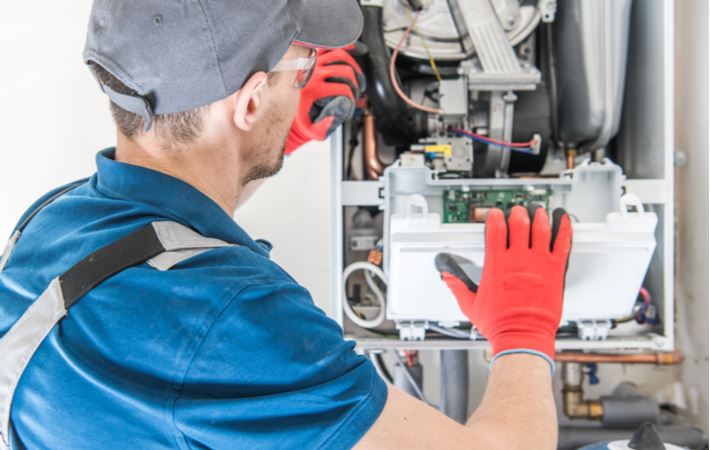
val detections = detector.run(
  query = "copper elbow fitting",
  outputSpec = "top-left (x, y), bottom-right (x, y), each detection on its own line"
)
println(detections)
top-left (561, 363), bottom-right (604, 421)
top-left (562, 387), bottom-right (604, 420)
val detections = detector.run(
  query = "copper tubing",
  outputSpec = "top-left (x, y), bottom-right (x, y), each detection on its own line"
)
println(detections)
top-left (565, 148), bottom-right (577, 170)
top-left (556, 350), bottom-right (685, 365)
top-left (363, 112), bottom-right (385, 180)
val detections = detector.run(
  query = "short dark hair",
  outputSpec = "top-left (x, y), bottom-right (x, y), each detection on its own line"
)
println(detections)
top-left (89, 63), bottom-right (209, 144)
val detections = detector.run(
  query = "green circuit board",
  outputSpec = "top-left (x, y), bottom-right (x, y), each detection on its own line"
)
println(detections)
top-left (443, 188), bottom-right (551, 223)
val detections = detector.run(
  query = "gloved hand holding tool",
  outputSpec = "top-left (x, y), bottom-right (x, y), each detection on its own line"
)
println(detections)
top-left (435, 205), bottom-right (573, 372)
top-left (285, 46), bottom-right (366, 155)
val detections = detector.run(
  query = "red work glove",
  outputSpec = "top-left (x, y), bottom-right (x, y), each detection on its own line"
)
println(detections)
top-left (435, 206), bottom-right (572, 371)
top-left (285, 46), bottom-right (365, 155)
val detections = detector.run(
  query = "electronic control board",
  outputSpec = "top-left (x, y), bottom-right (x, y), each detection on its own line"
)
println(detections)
top-left (443, 188), bottom-right (551, 223)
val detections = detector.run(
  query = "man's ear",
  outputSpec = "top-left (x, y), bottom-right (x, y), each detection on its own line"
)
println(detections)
top-left (232, 72), bottom-right (269, 131)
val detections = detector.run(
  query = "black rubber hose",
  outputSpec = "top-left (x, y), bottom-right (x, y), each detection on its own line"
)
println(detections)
top-left (439, 350), bottom-right (469, 424)
top-left (374, 353), bottom-right (393, 383)
top-left (359, 5), bottom-right (428, 148)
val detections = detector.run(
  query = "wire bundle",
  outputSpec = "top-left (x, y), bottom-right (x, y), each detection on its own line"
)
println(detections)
top-left (389, 10), bottom-right (443, 114)
top-left (450, 128), bottom-right (538, 154)
top-left (342, 261), bottom-right (388, 328)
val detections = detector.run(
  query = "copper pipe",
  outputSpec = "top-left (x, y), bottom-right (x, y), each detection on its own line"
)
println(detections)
top-left (565, 148), bottom-right (577, 170)
top-left (556, 350), bottom-right (685, 365)
top-left (363, 112), bottom-right (385, 180)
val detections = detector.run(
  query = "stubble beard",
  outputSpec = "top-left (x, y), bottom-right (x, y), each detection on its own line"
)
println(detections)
top-left (241, 107), bottom-right (290, 186)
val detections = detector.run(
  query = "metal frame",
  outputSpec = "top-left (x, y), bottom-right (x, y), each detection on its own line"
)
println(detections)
top-left (329, 0), bottom-right (674, 353)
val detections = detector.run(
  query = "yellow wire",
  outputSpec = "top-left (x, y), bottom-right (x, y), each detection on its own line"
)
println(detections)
top-left (405, 6), bottom-right (442, 81)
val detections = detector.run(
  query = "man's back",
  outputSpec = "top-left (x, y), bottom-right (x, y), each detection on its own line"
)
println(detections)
top-left (0, 149), bottom-right (386, 449)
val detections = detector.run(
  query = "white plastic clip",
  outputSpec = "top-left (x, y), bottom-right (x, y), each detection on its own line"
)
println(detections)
top-left (619, 193), bottom-right (645, 218)
top-left (405, 194), bottom-right (429, 222)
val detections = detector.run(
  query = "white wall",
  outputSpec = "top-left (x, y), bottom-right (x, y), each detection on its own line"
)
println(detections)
top-left (236, 146), bottom-right (333, 313)
top-left (675, 0), bottom-right (709, 431)
top-left (0, 1), bottom-right (333, 311)
top-left (0, 1), bottom-right (110, 235)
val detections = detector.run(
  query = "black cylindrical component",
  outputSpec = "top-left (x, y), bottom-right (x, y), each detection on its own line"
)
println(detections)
top-left (359, 5), bottom-right (428, 147)
top-left (406, 0), bottom-right (425, 11)
top-left (394, 361), bottom-right (424, 398)
top-left (439, 350), bottom-right (469, 424)
top-left (508, 80), bottom-right (552, 174)
top-left (557, 425), bottom-right (708, 450)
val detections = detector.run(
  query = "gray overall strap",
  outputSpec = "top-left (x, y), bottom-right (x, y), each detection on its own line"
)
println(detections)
top-left (0, 221), bottom-right (232, 449)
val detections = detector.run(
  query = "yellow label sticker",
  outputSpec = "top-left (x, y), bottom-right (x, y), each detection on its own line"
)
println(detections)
top-left (424, 144), bottom-right (452, 158)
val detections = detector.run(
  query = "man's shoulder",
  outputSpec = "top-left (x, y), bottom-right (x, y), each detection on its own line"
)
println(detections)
top-left (166, 242), bottom-right (298, 290)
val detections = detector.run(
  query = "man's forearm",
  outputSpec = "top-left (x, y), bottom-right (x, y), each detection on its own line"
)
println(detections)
top-left (466, 354), bottom-right (557, 450)
top-left (354, 354), bottom-right (558, 450)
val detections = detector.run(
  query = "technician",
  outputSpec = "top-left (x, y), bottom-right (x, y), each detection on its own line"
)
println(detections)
top-left (0, 1), bottom-right (572, 449)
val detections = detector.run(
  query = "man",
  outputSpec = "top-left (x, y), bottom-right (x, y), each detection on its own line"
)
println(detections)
top-left (0, 1), bottom-right (571, 449)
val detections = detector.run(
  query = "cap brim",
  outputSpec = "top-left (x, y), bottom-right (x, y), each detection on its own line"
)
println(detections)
top-left (293, 0), bottom-right (363, 49)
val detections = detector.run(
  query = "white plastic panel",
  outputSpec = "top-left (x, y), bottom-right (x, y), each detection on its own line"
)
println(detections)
top-left (387, 198), bottom-right (657, 324)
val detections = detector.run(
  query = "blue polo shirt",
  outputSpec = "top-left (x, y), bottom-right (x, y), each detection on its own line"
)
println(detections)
top-left (0, 149), bottom-right (387, 449)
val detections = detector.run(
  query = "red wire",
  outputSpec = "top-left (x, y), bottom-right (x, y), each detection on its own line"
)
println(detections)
top-left (404, 351), bottom-right (416, 367)
top-left (389, 11), bottom-right (443, 114)
top-left (451, 128), bottom-right (535, 148)
top-left (639, 287), bottom-right (651, 304)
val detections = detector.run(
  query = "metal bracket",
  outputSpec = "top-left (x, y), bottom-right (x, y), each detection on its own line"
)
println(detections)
top-left (449, 0), bottom-right (541, 91)
top-left (538, 0), bottom-right (557, 23)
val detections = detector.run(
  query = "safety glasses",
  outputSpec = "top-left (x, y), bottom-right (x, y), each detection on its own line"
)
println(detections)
top-left (270, 47), bottom-right (317, 89)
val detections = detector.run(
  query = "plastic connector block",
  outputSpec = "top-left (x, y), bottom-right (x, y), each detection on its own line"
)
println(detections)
top-left (530, 133), bottom-right (542, 155)
top-left (397, 321), bottom-right (428, 341)
top-left (577, 320), bottom-right (612, 341)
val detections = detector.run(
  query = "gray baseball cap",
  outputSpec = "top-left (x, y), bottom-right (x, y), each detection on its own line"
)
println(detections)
top-left (83, 0), bottom-right (363, 131)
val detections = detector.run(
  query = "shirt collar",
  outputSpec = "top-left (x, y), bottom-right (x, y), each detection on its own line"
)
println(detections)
top-left (93, 148), bottom-right (270, 258)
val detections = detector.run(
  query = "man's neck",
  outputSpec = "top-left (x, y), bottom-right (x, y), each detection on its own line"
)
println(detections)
top-left (115, 133), bottom-right (242, 215)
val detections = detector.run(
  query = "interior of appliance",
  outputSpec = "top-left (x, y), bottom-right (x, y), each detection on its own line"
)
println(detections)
top-left (330, 1), bottom-right (705, 447)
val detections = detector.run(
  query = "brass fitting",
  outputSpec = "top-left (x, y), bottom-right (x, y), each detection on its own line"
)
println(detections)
top-left (562, 386), bottom-right (604, 420)
top-left (561, 362), bottom-right (604, 420)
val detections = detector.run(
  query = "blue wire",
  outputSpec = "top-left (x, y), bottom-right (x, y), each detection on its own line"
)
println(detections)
top-left (453, 131), bottom-right (535, 154)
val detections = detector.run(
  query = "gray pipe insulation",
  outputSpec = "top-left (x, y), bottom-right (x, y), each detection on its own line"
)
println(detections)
top-left (601, 383), bottom-right (661, 428)
top-left (439, 350), bottom-right (469, 424)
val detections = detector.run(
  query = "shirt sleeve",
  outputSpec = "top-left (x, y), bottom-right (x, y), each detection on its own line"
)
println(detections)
top-left (173, 280), bottom-right (388, 450)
